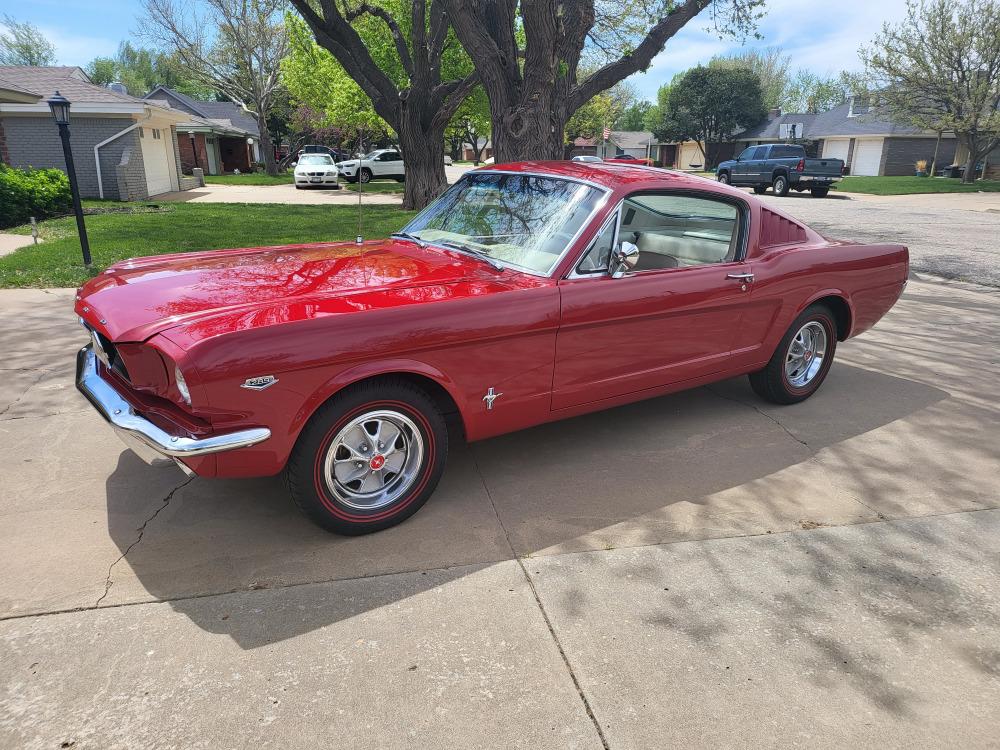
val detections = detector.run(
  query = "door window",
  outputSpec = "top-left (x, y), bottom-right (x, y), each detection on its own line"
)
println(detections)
top-left (748, 146), bottom-right (766, 159)
top-left (737, 147), bottom-right (756, 160)
top-left (578, 193), bottom-right (741, 274)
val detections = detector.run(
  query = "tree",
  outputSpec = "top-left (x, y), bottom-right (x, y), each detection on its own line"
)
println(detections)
top-left (439, 0), bottom-right (763, 162)
top-left (286, 0), bottom-right (478, 210)
top-left (652, 65), bottom-right (766, 168)
top-left (0, 15), bottom-right (56, 66)
top-left (862, 0), bottom-right (1000, 183)
top-left (567, 80), bottom-right (637, 141)
top-left (617, 101), bottom-right (653, 131)
top-left (710, 46), bottom-right (790, 111)
top-left (450, 87), bottom-right (491, 163)
top-left (86, 42), bottom-right (214, 98)
top-left (143, 0), bottom-right (288, 175)
top-left (784, 70), bottom-right (855, 113)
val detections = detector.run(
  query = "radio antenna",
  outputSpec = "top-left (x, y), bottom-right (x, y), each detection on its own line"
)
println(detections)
top-left (356, 126), bottom-right (363, 245)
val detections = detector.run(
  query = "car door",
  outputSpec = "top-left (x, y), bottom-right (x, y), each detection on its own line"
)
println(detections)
top-left (731, 146), bottom-right (757, 184)
top-left (741, 146), bottom-right (767, 184)
top-left (553, 191), bottom-right (753, 411)
top-left (377, 151), bottom-right (403, 177)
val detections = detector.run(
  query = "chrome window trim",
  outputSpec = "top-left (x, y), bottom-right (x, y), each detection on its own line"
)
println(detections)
top-left (567, 200), bottom-right (624, 279)
top-left (565, 189), bottom-right (752, 279)
top-left (401, 170), bottom-right (611, 278)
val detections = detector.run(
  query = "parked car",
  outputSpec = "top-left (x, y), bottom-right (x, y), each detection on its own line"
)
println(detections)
top-left (336, 148), bottom-right (405, 183)
top-left (444, 155), bottom-right (454, 166)
top-left (298, 144), bottom-right (349, 161)
top-left (716, 144), bottom-right (844, 197)
top-left (292, 154), bottom-right (341, 189)
top-left (605, 154), bottom-right (655, 166)
top-left (75, 162), bottom-right (908, 535)
top-left (572, 155), bottom-right (604, 163)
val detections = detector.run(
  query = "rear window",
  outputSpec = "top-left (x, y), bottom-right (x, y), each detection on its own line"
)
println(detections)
top-left (769, 145), bottom-right (804, 158)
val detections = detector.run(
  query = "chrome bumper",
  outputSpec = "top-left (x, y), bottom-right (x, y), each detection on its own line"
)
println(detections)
top-left (75, 345), bottom-right (271, 468)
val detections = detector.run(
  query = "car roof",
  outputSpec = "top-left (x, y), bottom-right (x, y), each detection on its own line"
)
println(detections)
top-left (475, 160), bottom-right (724, 193)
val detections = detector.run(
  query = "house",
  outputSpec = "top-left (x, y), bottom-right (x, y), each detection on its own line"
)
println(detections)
top-left (461, 137), bottom-right (492, 162)
top-left (143, 86), bottom-right (260, 174)
top-left (0, 66), bottom-right (198, 200)
top-left (735, 98), bottom-right (959, 176)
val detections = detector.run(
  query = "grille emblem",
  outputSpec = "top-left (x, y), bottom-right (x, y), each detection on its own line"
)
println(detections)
top-left (241, 375), bottom-right (278, 390)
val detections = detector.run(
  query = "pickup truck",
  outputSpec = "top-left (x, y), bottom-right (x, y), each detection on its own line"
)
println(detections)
top-left (716, 144), bottom-right (844, 198)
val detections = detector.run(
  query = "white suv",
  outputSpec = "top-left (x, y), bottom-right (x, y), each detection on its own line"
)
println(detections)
top-left (336, 149), bottom-right (405, 183)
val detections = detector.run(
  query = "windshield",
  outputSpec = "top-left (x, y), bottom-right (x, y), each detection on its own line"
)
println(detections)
top-left (364, 150), bottom-right (383, 159)
top-left (401, 172), bottom-right (605, 275)
top-left (299, 155), bottom-right (334, 165)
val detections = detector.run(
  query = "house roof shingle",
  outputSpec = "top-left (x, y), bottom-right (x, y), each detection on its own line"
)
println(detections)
top-left (738, 100), bottom-right (937, 140)
top-left (144, 86), bottom-right (259, 136)
top-left (0, 66), bottom-right (149, 105)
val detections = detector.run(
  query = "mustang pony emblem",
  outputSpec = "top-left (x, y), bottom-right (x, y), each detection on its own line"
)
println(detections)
top-left (483, 387), bottom-right (503, 410)
top-left (241, 375), bottom-right (278, 390)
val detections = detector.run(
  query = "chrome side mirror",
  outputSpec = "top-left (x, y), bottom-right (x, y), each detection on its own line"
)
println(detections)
top-left (610, 241), bottom-right (639, 278)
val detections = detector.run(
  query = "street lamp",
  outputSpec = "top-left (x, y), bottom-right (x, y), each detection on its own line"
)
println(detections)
top-left (47, 91), bottom-right (91, 266)
top-left (187, 130), bottom-right (199, 170)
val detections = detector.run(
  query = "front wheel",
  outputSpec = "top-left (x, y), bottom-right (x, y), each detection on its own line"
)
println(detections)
top-left (359, 168), bottom-right (372, 184)
top-left (285, 379), bottom-right (448, 534)
top-left (717, 172), bottom-right (730, 185)
top-left (772, 174), bottom-right (790, 196)
top-left (749, 305), bottom-right (837, 405)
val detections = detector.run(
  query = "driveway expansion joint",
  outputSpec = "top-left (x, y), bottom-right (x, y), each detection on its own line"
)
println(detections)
top-left (94, 476), bottom-right (194, 607)
top-left (470, 446), bottom-right (612, 750)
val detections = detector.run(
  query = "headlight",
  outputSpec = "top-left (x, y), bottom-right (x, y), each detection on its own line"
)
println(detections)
top-left (174, 366), bottom-right (191, 405)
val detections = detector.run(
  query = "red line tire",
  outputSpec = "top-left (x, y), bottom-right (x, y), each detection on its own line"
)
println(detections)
top-left (285, 378), bottom-right (448, 535)
top-left (749, 304), bottom-right (838, 405)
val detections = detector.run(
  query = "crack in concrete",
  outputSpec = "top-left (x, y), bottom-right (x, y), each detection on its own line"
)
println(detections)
top-left (0, 370), bottom-right (48, 419)
top-left (94, 477), bottom-right (194, 607)
top-left (470, 447), bottom-right (612, 750)
top-left (705, 385), bottom-right (810, 448)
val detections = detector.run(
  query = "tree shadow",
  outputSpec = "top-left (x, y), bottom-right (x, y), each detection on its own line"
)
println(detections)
top-left (103, 363), bottom-right (950, 650)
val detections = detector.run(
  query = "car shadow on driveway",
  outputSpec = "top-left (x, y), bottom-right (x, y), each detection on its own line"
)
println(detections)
top-left (102, 362), bottom-right (950, 649)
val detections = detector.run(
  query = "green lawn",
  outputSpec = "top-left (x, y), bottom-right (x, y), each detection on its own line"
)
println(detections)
top-left (204, 172), bottom-right (292, 186)
top-left (0, 202), bottom-right (416, 288)
top-left (833, 176), bottom-right (1000, 195)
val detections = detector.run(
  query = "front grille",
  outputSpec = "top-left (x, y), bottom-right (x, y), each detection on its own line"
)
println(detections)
top-left (306, 171), bottom-right (332, 177)
top-left (83, 322), bottom-right (131, 383)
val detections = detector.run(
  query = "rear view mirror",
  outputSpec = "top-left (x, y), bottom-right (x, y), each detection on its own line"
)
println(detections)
top-left (610, 241), bottom-right (639, 278)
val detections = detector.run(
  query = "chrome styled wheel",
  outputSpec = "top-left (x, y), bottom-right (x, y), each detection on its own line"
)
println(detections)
top-left (322, 409), bottom-right (424, 510)
top-left (784, 321), bottom-right (827, 388)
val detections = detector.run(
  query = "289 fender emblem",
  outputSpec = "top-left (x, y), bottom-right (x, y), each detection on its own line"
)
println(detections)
top-left (241, 375), bottom-right (278, 390)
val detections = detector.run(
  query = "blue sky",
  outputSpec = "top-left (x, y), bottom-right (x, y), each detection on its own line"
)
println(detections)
top-left (2, 0), bottom-right (911, 100)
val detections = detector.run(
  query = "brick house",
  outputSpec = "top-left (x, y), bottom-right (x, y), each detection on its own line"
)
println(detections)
top-left (143, 86), bottom-right (260, 175)
top-left (0, 66), bottom-right (197, 200)
top-left (733, 97), bottom-right (959, 176)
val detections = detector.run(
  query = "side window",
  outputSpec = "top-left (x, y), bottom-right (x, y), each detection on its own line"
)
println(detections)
top-left (749, 146), bottom-right (766, 159)
top-left (737, 147), bottom-right (755, 160)
top-left (618, 194), bottom-right (741, 272)
top-left (576, 212), bottom-right (619, 274)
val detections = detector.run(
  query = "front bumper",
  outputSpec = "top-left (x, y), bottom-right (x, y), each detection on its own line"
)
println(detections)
top-left (75, 345), bottom-right (271, 471)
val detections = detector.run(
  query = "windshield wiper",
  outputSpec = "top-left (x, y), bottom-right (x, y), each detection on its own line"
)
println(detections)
top-left (436, 240), bottom-right (505, 272)
top-left (391, 231), bottom-right (427, 247)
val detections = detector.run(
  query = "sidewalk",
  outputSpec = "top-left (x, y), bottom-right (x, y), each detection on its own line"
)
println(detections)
top-left (0, 232), bottom-right (36, 258)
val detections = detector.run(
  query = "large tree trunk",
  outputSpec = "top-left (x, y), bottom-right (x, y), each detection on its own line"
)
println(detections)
top-left (256, 114), bottom-right (279, 176)
top-left (962, 142), bottom-right (978, 183)
top-left (488, 94), bottom-right (565, 163)
top-left (929, 130), bottom-right (942, 176)
top-left (398, 109), bottom-right (448, 211)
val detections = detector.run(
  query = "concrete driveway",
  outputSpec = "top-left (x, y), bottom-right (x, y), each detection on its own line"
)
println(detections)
top-left (1, 273), bottom-right (998, 748)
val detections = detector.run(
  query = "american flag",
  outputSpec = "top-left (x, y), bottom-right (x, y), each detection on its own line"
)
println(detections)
top-left (602, 126), bottom-right (610, 140)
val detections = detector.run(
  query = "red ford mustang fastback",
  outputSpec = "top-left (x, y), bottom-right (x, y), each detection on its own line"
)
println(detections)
top-left (75, 162), bottom-right (908, 534)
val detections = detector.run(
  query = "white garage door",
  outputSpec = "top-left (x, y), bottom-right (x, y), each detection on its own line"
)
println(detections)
top-left (822, 139), bottom-right (850, 162)
top-left (140, 126), bottom-right (174, 196)
top-left (852, 138), bottom-right (884, 176)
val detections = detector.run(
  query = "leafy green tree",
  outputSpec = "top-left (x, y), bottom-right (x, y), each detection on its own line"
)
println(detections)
top-left (784, 70), bottom-right (856, 113)
top-left (710, 46), bottom-right (790, 111)
top-left (286, 0), bottom-right (478, 210)
top-left (617, 101), bottom-right (653, 131)
top-left (447, 87), bottom-right (491, 163)
top-left (441, 0), bottom-right (764, 162)
top-left (0, 14), bottom-right (56, 66)
top-left (862, 0), bottom-right (1000, 183)
top-left (86, 42), bottom-right (213, 98)
top-left (652, 65), bottom-right (766, 168)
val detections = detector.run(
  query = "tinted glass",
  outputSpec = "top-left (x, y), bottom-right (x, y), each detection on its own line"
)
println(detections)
top-left (770, 145), bottom-right (804, 158)
top-left (738, 147), bottom-right (756, 160)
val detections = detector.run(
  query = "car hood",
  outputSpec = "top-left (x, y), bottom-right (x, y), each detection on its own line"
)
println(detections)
top-left (336, 159), bottom-right (360, 168)
top-left (75, 238), bottom-right (525, 343)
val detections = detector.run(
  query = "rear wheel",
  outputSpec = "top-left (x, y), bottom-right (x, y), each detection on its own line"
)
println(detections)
top-left (285, 379), bottom-right (448, 535)
top-left (717, 172), bottom-right (730, 185)
top-left (749, 305), bottom-right (837, 405)
top-left (810, 186), bottom-right (830, 197)
top-left (772, 173), bottom-right (790, 197)
top-left (753, 185), bottom-right (768, 194)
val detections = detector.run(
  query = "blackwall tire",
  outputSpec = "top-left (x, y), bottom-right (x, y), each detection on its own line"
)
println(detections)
top-left (285, 379), bottom-right (448, 535)
top-left (359, 168), bottom-right (372, 184)
top-left (749, 305), bottom-right (838, 405)
top-left (773, 174), bottom-right (790, 196)
top-left (717, 172), bottom-right (730, 184)
top-left (811, 187), bottom-right (830, 197)
top-left (753, 185), bottom-right (768, 194)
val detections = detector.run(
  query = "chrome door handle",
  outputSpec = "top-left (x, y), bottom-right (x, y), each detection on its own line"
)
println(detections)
top-left (727, 272), bottom-right (755, 281)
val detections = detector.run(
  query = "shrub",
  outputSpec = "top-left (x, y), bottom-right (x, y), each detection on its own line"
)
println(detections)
top-left (0, 165), bottom-right (72, 229)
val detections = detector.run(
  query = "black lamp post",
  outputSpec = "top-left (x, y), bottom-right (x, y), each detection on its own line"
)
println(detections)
top-left (47, 91), bottom-right (91, 266)
top-left (188, 130), bottom-right (199, 170)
